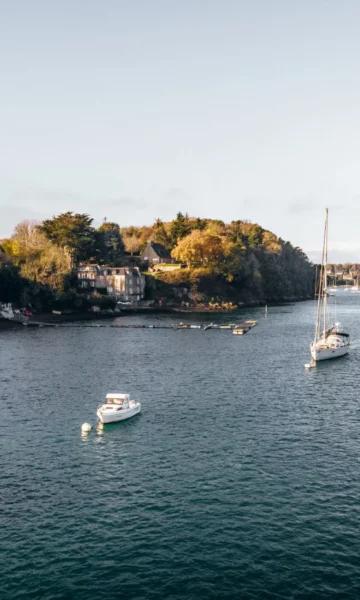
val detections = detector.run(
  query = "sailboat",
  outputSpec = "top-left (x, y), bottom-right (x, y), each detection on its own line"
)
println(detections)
top-left (310, 209), bottom-right (350, 362)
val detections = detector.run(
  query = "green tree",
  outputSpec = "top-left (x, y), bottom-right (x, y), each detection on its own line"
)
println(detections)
top-left (169, 212), bottom-right (192, 246)
top-left (96, 221), bottom-right (125, 263)
top-left (152, 218), bottom-right (171, 250)
top-left (39, 212), bottom-right (96, 265)
top-left (0, 264), bottom-right (24, 302)
top-left (193, 218), bottom-right (207, 231)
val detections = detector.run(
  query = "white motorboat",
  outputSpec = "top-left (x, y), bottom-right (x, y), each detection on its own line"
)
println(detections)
top-left (310, 209), bottom-right (350, 363)
top-left (97, 393), bottom-right (141, 424)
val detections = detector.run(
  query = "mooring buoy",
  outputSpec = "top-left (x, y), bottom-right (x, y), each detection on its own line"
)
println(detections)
top-left (81, 422), bottom-right (92, 434)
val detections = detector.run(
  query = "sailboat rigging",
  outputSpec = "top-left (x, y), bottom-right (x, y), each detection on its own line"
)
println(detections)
top-left (310, 208), bottom-right (350, 363)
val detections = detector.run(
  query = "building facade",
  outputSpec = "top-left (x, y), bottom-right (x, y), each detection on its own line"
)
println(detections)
top-left (77, 265), bottom-right (145, 302)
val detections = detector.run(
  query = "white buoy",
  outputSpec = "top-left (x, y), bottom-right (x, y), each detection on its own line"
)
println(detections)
top-left (81, 422), bottom-right (92, 433)
top-left (304, 360), bottom-right (316, 369)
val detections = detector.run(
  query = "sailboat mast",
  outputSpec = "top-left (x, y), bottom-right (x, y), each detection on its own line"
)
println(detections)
top-left (314, 208), bottom-right (328, 342)
top-left (322, 208), bottom-right (329, 336)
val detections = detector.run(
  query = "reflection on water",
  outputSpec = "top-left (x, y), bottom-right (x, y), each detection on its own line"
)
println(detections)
top-left (96, 421), bottom-right (104, 435)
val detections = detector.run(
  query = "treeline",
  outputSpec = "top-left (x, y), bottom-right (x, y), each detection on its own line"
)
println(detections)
top-left (139, 215), bottom-right (315, 305)
top-left (0, 211), bottom-right (314, 309)
top-left (0, 213), bottom-right (125, 308)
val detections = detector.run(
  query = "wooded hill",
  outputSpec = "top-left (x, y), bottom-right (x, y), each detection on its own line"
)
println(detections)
top-left (126, 214), bottom-right (315, 306)
top-left (0, 212), bottom-right (314, 310)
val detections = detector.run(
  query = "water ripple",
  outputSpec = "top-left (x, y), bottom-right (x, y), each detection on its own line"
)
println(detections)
top-left (2, 298), bottom-right (360, 598)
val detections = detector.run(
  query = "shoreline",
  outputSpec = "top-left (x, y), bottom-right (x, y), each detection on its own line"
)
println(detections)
top-left (1, 296), bottom-right (314, 329)
top-left (23, 296), bottom-right (312, 324)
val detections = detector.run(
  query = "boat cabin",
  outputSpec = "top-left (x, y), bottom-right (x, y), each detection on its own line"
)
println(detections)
top-left (105, 393), bottom-right (130, 407)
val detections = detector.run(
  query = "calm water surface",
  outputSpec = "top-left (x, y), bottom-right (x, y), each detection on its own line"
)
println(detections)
top-left (2, 294), bottom-right (360, 599)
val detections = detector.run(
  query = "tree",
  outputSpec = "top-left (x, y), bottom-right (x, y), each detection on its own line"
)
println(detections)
top-left (152, 219), bottom-right (171, 250)
top-left (169, 212), bottom-right (192, 246)
top-left (221, 240), bottom-right (247, 280)
top-left (123, 234), bottom-right (141, 256)
top-left (262, 231), bottom-right (282, 253)
top-left (0, 264), bottom-right (24, 302)
top-left (227, 221), bottom-right (247, 246)
top-left (121, 225), bottom-right (154, 255)
top-left (5, 220), bottom-right (71, 289)
top-left (171, 230), bottom-right (224, 268)
top-left (242, 222), bottom-right (263, 247)
top-left (193, 218), bottom-right (207, 231)
top-left (39, 212), bottom-right (96, 265)
top-left (205, 221), bottom-right (226, 237)
top-left (96, 222), bottom-right (125, 263)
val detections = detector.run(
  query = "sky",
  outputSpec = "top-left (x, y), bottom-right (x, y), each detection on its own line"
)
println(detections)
top-left (1, 0), bottom-right (360, 261)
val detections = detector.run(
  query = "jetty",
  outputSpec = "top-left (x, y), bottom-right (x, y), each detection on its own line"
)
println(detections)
top-left (22, 319), bottom-right (257, 333)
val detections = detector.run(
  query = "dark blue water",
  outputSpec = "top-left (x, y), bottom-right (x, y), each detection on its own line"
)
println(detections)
top-left (2, 294), bottom-right (360, 599)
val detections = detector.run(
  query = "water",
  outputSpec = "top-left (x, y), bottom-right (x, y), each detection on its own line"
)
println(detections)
top-left (2, 294), bottom-right (360, 599)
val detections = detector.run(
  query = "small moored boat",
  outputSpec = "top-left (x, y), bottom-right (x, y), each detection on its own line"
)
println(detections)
top-left (97, 393), bottom-right (141, 424)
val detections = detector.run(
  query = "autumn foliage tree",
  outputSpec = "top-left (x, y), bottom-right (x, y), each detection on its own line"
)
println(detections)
top-left (3, 221), bottom-right (71, 289)
top-left (121, 225), bottom-right (153, 255)
top-left (171, 230), bottom-right (224, 267)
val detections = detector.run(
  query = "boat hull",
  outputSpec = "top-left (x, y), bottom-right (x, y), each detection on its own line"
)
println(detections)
top-left (97, 403), bottom-right (141, 424)
top-left (310, 344), bottom-right (349, 361)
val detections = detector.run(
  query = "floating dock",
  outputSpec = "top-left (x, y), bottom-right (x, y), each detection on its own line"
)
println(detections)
top-left (23, 319), bottom-right (257, 332)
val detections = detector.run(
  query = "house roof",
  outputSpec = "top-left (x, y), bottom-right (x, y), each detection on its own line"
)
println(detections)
top-left (77, 264), bottom-right (142, 277)
top-left (143, 241), bottom-right (171, 259)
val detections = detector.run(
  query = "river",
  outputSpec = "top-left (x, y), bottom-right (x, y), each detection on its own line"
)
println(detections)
top-left (2, 293), bottom-right (360, 599)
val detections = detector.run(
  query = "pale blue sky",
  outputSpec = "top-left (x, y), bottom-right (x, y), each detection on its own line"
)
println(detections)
top-left (1, 0), bottom-right (360, 260)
